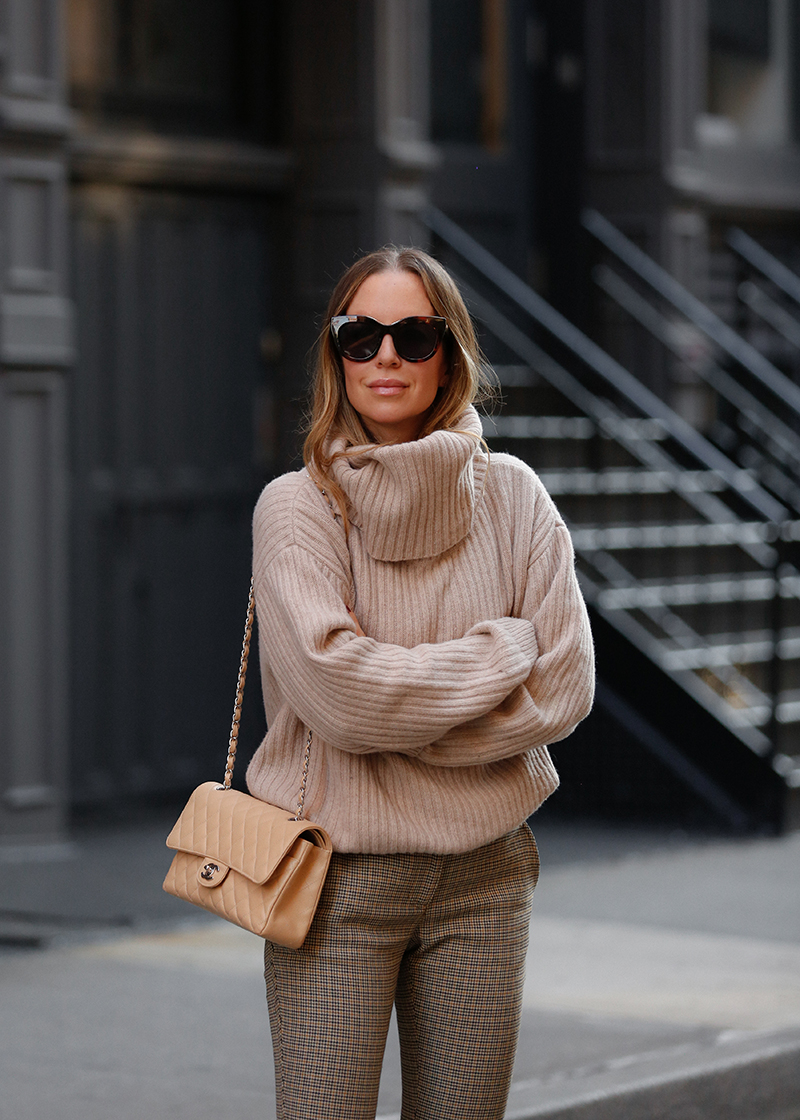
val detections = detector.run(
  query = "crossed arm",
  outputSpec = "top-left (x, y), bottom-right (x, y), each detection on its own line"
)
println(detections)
top-left (256, 522), bottom-right (593, 767)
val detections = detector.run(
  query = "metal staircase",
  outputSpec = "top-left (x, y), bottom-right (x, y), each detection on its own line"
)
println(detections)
top-left (423, 207), bottom-right (800, 832)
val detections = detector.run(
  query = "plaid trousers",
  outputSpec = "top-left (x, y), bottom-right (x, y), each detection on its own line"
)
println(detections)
top-left (263, 823), bottom-right (539, 1120)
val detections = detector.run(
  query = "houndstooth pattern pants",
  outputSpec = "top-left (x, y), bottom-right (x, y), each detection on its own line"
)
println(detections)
top-left (263, 823), bottom-right (540, 1120)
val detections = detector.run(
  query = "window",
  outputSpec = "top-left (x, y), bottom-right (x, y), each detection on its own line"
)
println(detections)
top-left (430, 0), bottom-right (507, 149)
top-left (67, 0), bottom-right (283, 142)
top-left (698, 0), bottom-right (799, 147)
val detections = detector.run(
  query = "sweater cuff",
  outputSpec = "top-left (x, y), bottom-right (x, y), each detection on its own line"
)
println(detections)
top-left (467, 616), bottom-right (539, 674)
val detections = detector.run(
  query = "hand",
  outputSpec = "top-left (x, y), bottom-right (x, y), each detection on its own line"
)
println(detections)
top-left (347, 608), bottom-right (366, 637)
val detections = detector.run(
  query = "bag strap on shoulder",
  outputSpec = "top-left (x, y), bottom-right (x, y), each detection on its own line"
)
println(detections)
top-left (221, 577), bottom-right (313, 821)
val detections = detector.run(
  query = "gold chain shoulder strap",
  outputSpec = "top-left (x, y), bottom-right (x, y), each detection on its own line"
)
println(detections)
top-left (221, 576), bottom-right (313, 821)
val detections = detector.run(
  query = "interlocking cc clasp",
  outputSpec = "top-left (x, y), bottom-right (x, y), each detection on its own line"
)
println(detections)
top-left (197, 858), bottom-right (229, 887)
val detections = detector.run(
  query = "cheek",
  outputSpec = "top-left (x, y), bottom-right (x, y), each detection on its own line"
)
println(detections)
top-left (342, 364), bottom-right (359, 401)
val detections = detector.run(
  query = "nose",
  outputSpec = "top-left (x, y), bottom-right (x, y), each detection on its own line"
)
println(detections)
top-left (375, 330), bottom-right (400, 365)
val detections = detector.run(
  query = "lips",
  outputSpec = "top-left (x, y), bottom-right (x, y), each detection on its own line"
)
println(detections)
top-left (367, 379), bottom-right (407, 395)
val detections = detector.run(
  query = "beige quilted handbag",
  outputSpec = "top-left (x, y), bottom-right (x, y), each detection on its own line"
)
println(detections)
top-left (162, 581), bottom-right (332, 948)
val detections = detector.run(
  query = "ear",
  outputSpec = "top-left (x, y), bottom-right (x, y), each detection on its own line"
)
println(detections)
top-left (438, 366), bottom-right (450, 388)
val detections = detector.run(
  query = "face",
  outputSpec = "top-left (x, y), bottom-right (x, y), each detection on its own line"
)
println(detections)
top-left (341, 269), bottom-right (449, 444)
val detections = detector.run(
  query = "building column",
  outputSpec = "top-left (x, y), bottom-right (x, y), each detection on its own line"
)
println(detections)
top-left (0, 0), bottom-right (74, 843)
top-left (374, 0), bottom-right (439, 247)
top-left (276, 0), bottom-right (437, 466)
top-left (660, 0), bottom-right (714, 427)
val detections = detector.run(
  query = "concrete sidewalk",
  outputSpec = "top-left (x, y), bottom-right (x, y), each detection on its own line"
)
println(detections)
top-left (2, 811), bottom-right (799, 1120)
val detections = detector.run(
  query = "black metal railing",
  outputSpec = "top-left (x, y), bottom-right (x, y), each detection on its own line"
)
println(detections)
top-left (727, 228), bottom-right (800, 380)
top-left (582, 209), bottom-right (800, 510)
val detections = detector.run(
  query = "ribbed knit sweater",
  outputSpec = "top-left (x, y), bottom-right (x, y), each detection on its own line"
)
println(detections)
top-left (246, 407), bottom-right (594, 854)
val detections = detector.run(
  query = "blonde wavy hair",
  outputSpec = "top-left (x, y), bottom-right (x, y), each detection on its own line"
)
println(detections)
top-left (303, 246), bottom-right (496, 520)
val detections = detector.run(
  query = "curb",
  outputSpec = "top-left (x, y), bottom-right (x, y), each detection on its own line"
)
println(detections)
top-left (505, 1025), bottom-right (800, 1120)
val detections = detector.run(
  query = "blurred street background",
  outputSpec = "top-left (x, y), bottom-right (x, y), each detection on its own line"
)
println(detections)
top-left (4, 0), bottom-right (800, 1116)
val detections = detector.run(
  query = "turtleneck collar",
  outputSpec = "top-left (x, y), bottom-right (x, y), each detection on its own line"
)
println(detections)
top-left (327, 406), bottom-right (488, 562)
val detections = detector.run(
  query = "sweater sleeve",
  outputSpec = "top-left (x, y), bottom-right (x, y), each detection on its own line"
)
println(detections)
top-left (255, 515), bottom-right (540, 756)
top-left (413, 520), bottom-right (594, 767)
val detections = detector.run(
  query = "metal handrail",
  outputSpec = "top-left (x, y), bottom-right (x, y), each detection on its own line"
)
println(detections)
top-left (738, 281), bottom-right (800, 351)
top-left (727, 228), bottom-right (800, 308)
top-left (422, 204), bottom-right (786, 522)
top-left (582, 208), bottom-right (800, 418)
top-left (592, 263), bottom-right (800, 508)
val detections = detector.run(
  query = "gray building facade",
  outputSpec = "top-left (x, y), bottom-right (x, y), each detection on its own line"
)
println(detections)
top-left (2, 0), bottom-right (800, 843)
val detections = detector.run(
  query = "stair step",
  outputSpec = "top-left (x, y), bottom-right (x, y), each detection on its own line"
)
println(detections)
top-left (482, 415), bottom-right (667, 441)
top-left (492, 364), bottom-right (538, 387)
top-left (773, 753), bottom-right (800, 786)
top-left (594, 573), bottom-right (786, 610)
top-left (775, 693), bottom-right (800, 726)
top-left (538, 468), bottom-right (730, 496)
top-left (571, 521), bottom-right (779, 551)
top-left (660, 628), bottom-right (800, 671)
top-left (484, 415), bottom-right (595, 439)
top-left (738, 694), bottom-right (800, 729)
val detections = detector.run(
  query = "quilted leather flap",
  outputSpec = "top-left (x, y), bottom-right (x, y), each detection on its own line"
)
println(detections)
top-left (166, 782), bottom-right (332, 884)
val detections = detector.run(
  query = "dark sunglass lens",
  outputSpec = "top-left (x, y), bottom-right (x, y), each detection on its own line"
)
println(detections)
top-left (338, 321), bottom-right (380, 360)
top-left (394, 320), bottom-right (438, 360)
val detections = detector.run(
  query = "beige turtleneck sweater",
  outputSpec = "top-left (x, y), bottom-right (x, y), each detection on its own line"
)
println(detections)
top-left (246, 407), bottom-right (594, 853)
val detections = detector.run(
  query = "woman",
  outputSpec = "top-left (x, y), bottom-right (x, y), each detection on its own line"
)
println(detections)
top-left (246, 246), bottom-right (594, 1120)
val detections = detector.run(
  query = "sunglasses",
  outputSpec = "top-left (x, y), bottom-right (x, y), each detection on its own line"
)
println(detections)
top-left (330, 315), bottom-right (448, 362)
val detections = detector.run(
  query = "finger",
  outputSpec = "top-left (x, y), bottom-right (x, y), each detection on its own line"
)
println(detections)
top-left (345, 609), bottom-right (365, 636)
